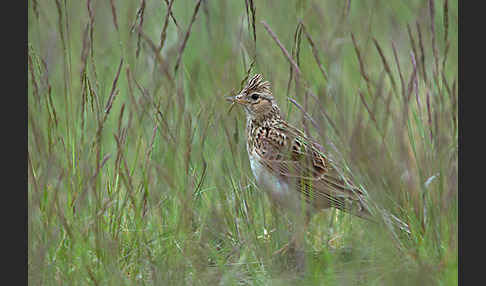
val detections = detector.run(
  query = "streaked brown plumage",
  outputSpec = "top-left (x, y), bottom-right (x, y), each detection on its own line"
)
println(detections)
top-left (228, 74), bottom-right (409, 236)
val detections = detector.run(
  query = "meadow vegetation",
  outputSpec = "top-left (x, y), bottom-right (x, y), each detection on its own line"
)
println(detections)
top-left (28, 0), bottom-right (457, 284)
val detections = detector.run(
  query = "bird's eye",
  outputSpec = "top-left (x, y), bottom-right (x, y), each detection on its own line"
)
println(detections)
top-left (250, 93), bottom-right (259, 100)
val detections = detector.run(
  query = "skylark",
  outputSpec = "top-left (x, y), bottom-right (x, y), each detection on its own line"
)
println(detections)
top-left (227, 74), bottom-right (409, 250)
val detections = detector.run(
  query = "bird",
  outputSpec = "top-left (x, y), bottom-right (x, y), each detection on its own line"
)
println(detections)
top-left (226, 74), bottom-right (409, 254)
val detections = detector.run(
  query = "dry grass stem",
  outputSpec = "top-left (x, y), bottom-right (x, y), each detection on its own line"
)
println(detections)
top-left (301, 21), bottom-right (328, 82)
top-left (373, 38), bottom-right (397, 95)
top-left (109, 0), bottom-right (119, 31)
top-left (261, 20), bottom-right (302, 76)
top-left (159, 0), bottom-right (175, 53)
top-left (174, 0), bottom-right (203, 74)
top-left (136, 27), bottom-right (174, 84)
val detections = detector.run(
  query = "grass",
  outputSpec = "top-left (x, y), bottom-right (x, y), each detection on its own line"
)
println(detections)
top-left (28, 0), bottom-right (457, 285)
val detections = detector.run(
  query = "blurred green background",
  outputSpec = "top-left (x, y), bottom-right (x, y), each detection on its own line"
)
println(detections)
top-left (28, 0), bottom-right (457, 285)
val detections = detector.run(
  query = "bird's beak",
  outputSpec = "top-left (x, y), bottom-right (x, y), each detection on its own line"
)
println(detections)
top-left (226, 94), bottom-right (247, 114)
top-left (234, 94), bottom-right (249, 104)
top-left (226, 94), bottom-right (247, 104)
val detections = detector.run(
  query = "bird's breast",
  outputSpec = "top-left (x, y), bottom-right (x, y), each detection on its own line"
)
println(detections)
top-left (248, 150), bottom-right (300, 211)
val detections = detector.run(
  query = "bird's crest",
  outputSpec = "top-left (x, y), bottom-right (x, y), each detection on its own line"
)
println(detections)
top-left (243, 74), bottom-right (272, 95)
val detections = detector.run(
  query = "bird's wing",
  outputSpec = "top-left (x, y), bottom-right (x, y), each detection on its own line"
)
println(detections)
top-left (255, 121), bottom-right (372, 218)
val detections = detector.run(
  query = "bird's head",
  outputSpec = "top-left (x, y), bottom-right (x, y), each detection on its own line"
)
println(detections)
top-left (227, 74), bottom-right (280, 122)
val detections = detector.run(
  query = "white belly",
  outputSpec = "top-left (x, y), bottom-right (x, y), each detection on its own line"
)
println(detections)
top-left (248, 152), bottom-right (300, 211)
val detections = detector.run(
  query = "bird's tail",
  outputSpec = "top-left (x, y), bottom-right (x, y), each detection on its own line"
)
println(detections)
top-left (380, 209), bottom-right (410, 235)
top-left (363, 205), bottom-right (411, 250)
top-left (353, 200), bottom-right (411, 238)
top-left (341, 192), bottom-right (411, 241)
